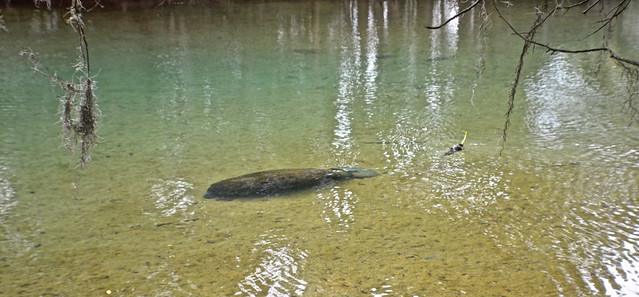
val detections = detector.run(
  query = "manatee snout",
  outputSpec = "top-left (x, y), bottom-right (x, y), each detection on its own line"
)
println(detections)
top-left (331, 167), bottom-right (378, 178)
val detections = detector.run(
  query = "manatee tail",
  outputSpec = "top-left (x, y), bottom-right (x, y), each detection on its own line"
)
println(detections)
top-left (331, 167), bottom-right (378, 178)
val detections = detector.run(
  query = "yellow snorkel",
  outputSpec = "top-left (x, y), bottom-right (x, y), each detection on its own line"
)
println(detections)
top-left (445, 130), bottom-right (468, 156)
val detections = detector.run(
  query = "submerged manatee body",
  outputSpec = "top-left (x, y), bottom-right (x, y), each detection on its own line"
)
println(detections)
top-left (203, 167), bottom-right (378, 200)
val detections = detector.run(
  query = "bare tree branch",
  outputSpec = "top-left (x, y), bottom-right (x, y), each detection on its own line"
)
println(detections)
top-left (557, 0), bottom-right (591, 11)
top-left (497, 4), bottom-right (639, 67)
top-left (582, 0), bottom-right (602, 14)
top-left (426, 0), bottom-right (483, 29)
top-left (497, 0), bottom-right (552, 156)
top-left (424, 0), bottom-right (638, 154)
top-left (585, 0), bottom-right (630, 38)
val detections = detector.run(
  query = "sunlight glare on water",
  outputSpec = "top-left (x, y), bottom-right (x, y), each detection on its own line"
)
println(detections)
top-left (235, 230), bottom-right (309, 296)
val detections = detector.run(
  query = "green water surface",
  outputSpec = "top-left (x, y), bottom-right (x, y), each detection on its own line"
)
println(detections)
top-left (1, 1), bottom-right (638, 296)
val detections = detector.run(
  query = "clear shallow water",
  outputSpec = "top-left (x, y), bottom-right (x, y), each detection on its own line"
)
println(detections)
top-left (1, 1), bottom-right (638, 296)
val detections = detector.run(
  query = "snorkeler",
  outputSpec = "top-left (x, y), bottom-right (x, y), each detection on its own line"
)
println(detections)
top-left (444, 130), bottom-right (468, 156)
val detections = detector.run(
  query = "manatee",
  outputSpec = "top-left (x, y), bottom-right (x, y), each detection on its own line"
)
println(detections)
top-left (203, 167), bottom-right (378, 200)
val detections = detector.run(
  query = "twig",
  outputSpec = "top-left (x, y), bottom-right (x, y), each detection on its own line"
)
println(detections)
top-left (426, 0), bottom-right (483, 29)
top-left (585, 0), bottom-right (630, 38)
top-left (558, 0), bottom-right (591, 10)
top-left (582, 0), bottom-right (602, 14)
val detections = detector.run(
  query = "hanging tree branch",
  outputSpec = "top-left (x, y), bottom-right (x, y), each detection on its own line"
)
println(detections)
top-left (502, 33), bottom-right (639, 67)
top-left (427, 0), bottom-right (639, 67)
top-left (496, 1), bottom-right (554, 156)
top-left (494, 1), bottom-right (638, 67)
top-left (65, 0), bottom-right (99, 167)
top-left (497, 1), bottom-right (639, 126)
top-left (425, 0), bottom-right (639, 154)
top-left (426, 0), bottom-right (483, 29)
top-left (584, 0), bottom-right (631, 38)
top-left (21, 0), bottom-right (100, 168)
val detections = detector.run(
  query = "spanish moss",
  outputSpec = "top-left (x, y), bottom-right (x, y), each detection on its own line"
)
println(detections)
top-left (20, 0), bottom-right (100, 168)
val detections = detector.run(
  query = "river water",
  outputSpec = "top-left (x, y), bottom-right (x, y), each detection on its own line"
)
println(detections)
top-left (1, 1), bottom-right (638, 296)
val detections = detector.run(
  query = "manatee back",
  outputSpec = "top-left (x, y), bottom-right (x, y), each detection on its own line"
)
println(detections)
top-left (204, 168), bottom-right (332, 199)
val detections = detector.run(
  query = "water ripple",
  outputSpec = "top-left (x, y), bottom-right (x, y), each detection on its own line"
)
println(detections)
top-left (148, 178), bottom-right (196, 217)
top-left (235, 231), bottom-right (308, 297)
top-left (318, 185), bottom-right (357, 231)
